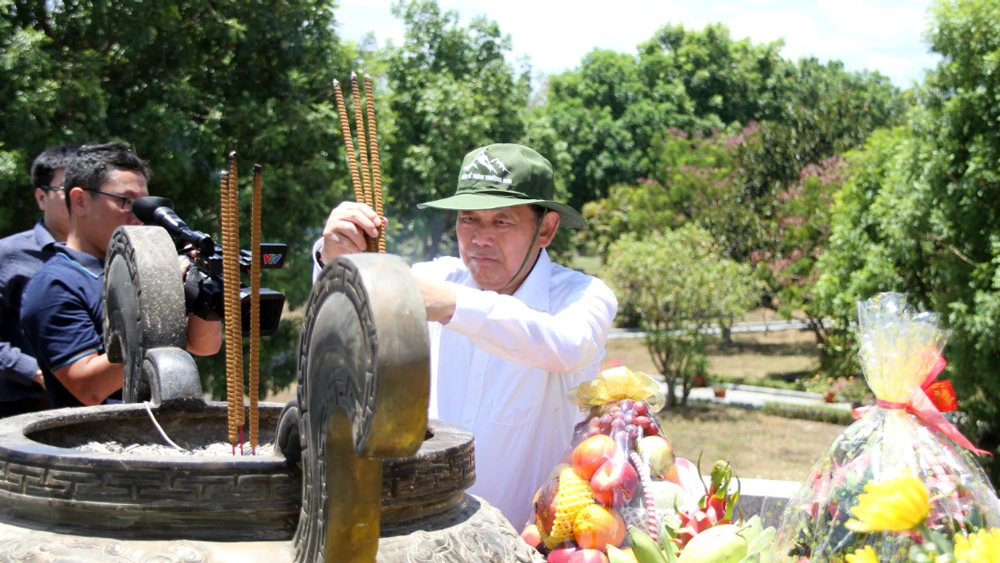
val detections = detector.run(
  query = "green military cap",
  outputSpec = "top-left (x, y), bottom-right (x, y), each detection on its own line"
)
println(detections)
top-left (417, 143), bottom-right (586, 229)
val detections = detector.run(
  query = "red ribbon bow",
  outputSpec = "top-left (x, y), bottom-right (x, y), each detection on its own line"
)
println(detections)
top-left (852, 349), bottom-right (990, 456)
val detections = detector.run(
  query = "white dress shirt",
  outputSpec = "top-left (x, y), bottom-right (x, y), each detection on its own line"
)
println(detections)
top-left (312, 244), bottom-right (618, 528)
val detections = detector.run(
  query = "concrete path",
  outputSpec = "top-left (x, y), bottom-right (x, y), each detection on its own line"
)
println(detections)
top-left (683, 383), bottom-right (854, 411)
top-left (608, 319), bottom-right (828, 340)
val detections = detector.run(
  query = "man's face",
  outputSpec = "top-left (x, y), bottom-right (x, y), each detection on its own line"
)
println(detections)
top-left (69, 169), bottom-right (148, 259)
top-left (34, 167), bottom-right (70, 242)
top-left (456, 205), bottom-right (559, 294)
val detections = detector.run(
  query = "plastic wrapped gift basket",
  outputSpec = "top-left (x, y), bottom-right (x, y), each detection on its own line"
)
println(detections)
top-left (772, 293), bottom-right (1000, 562)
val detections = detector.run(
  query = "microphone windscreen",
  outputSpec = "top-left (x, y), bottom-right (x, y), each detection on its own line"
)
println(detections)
top-left (132, 196), bottom-right (175, 224)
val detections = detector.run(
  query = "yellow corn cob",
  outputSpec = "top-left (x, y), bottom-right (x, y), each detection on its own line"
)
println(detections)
top-left (545, 467), bottom-right (595, 549)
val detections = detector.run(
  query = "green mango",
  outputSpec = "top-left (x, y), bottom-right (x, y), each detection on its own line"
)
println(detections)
top-left (676, 524), bottom-right (748, 563)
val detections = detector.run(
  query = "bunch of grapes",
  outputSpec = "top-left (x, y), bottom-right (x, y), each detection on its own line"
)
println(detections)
top-left (582, 399), bottom-right (660, 445)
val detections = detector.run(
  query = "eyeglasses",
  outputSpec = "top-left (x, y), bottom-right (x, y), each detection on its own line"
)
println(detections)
top-left (37, 185), bottom-right (63, 193)
top-left (84, 189), bottom-right (135, 212)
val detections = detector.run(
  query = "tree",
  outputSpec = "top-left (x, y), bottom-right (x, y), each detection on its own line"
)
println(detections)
top-left (542, 48), bottom-right (710, 210)
top-left (580, 126), bottom-right (740, 256)
top-left (379, 0), bottom-right (530, 260)
top-left (752, 155), bottom-right (849, 348)
top-left (814, 0), bottom-right (1000, 484)
top-left (604, 226), bottom-right (759, 407)
top-left (812, 127), bottom-right (915, 381)
top-left (638, 23), bottom-right (793, 126)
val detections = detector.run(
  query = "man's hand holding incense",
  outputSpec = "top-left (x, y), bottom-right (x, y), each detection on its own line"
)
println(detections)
top-left (320, 201), bottom-right (385, 263)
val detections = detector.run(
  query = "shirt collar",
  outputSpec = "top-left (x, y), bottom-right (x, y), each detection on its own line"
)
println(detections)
top-left (53, 243), bottom-right (105, 278)
top-left (33, 220), bottom-right (57, 251)
top-left (457, 248), bottom-right (552, 311)
top-left (511, 248), bottom-right (552, 312)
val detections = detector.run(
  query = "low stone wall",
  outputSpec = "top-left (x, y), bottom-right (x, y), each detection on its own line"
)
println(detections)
top-left (732, 478), bottom-right (801, 527)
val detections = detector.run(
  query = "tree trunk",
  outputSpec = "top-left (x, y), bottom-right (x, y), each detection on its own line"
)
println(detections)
top-left (663, 376), bottom-right (676, 410)
top-left (721, 323), bottom-right (733, 346)
top-left (805, 311), bottom-right (828, 355)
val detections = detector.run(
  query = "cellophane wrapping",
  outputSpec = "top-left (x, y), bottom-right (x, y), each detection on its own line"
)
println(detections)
top-left (526, 367), bottom-right (692, 560)
top-left (773, 293), bottom-right (1000, 562)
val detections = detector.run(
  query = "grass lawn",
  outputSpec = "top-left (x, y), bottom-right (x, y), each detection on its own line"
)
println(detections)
top-left (603, 328), bottom-right (820, 379)
top-left (656, 403), bottom-right (844, 481)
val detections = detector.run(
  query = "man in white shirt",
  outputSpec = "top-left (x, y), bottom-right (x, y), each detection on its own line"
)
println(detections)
top-left (309, 144), bottom-right (618, 528)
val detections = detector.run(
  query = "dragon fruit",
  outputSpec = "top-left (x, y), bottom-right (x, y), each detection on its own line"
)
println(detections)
top-left (665, 459), bottom-right (740, 549)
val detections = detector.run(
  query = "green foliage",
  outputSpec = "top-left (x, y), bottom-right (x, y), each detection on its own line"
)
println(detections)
top-left (1, 0), bottom-right (354, 306)
top-left (639, 23), bottom-right (793, 126)
top-left (815, 0), bottom-right (1000, 483)
top-left (542, 47), bottom-right (710, 210)
top-left (379, 0), bottom-right (530, 260)
top-left (604, 226), bottom-right (759, 408)
top-left (580, 127), bottom-right (739, 257)
top-left (541, 22), bottom-right (904, 222)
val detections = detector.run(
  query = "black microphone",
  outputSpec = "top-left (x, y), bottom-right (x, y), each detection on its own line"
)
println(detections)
top-left (132, 196), bottom-right (215, 255)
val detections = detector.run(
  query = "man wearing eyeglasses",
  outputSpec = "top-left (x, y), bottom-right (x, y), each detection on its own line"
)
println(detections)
top-left (20, 143), bottom-right (222, 408)
top-left (0, 145), bottom-right (79, 418)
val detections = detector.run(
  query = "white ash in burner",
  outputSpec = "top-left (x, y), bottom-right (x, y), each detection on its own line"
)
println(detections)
top-left (78, 440), bottom-right (278, 457)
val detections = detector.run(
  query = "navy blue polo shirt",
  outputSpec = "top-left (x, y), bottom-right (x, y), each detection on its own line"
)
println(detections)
top-left (19, 244), bottom-right (122, 408)
top-left (0, 221), bottom-right (57, 403)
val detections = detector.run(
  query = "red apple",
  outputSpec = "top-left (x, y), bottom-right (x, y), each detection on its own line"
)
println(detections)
top-left (547, 547), bottom-right (579, 563)
top-left (568, 549), bottom-right (610, 563)
top-left (571, 434), bottom-right (617, 479)
top-left (520, 524), bottom-right (542, 549)
top-left (534, 477), bottom-right (560, 535)
top-left (590, 459), bottom-right (639, 507)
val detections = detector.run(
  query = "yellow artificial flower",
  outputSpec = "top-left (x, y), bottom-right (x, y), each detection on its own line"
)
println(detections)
top-left (845, 470), bottom-right (930, 532)
top-left (845, 546), bottom-right (879, 563)
top-left (954, 528), bottom-right (1000, 563)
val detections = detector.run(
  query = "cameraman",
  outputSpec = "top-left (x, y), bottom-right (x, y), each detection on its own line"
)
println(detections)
top-left (20, 143), bottom-right (222, 408)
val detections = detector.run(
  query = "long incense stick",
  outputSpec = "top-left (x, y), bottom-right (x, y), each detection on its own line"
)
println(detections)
top-left (223, 153), bottom-right (244, 454)
top-left (351, 73), bottom-right (377, 252)
top-left (351, 72), bottom-right (373, 211)
top-left (249, 164), bottom-right (262, 455)
top-left (220, 169), bottom-right (235, 449)
top-left (364, 75), bottom-right (386, 253)
top-left (333, 79), bottom-right (365, 210)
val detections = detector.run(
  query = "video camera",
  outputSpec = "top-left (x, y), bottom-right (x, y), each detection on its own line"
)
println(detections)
top-left (132, 196), bottom-right (286, 337)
